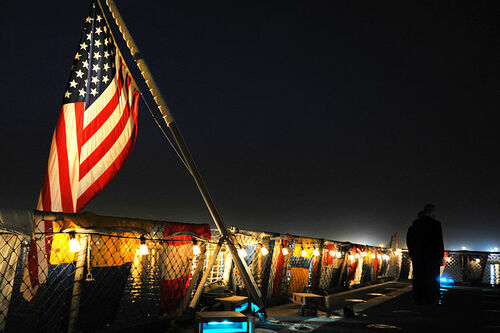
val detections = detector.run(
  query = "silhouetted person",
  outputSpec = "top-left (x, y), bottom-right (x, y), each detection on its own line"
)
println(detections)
top-left (406, 204), bottom-right (444, 305)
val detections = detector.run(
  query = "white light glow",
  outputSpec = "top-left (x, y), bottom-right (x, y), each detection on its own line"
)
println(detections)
top-left (140, 244), bottom-right (149, 256)
top-left (69, 237), bottom-right (81, 253)
top-left (193, 244), bottom-right (201, 256)
top-left (238, 248), bottom-right (248, 258)
top-left (260, 246), bottom-right (269, 256)
top-left (282, 247), bottom-right (289, 256)
top-left (301, 249), bottom-right (307, 257)
top-left (313, 248), bottom-right (320, 256)
top-left (329, 250), bottom-right (335, 257)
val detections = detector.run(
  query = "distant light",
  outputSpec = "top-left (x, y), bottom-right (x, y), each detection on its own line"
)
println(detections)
top-left (377, 254), bottom-right (382, 260)
top-left (140, 235), bottom-right (149, 256)
top-left (68, 233), bottom-right (81, 253)
top-left (329, 250), bottom-right (335, 257)
top-left (361, 251), bottom-right (367, 257)
top-left (193, 244), bottom-right (201, 256)
top-left (383, 255), bottom-right (390, 260)
top-left (354, 253), bottom-right (360, 259)
top-left (335, 251), bottom-right (342, 258)
top-left (379, 244), bottom-right (385, 248)
top-left (238, 248), bottom-right (248, 258)
top-left (395, 249), bottom-right (402, 255)
top-left (140, 244), bottom-right (149, 256)
top-left (260, 246), bottom-right (269, 256)
top-left (445, 257), bottom-right (452, 262)
top-left (313, 248), bottom-right (320, 257)
top-left (475, 258), bottom-right (481, 263)
top-left (193, 239), bottom-right (201, 256)
top-left (494, 247), bottom-right (499, 252)
top-left (301, 247), bottom-right (307, 257)
top-left (349, 254), bottom-right (354, 261)
top-left (282, 247), bottom-right (289, 256)
top-left (370, 254), bottom-right (376, 259)
top-left (461, 246), bottom-right (467, 250)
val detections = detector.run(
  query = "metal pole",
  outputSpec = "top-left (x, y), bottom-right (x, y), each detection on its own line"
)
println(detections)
top-left (67, 235), bottom-right (88, 333)
top-left (188, 241), bottom-right (222, 311)
top-left (180, 242), bottom-right (207, 314)
top-left (102, 0), bottom-right (265, 310)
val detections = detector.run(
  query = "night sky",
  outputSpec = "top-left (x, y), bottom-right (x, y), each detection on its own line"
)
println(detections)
top-left (1, 1), bottom-right (498, 250)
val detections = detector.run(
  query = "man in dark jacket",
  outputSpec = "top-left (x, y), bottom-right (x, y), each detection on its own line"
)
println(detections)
top-left (406, 204), bottom-right (444, 305)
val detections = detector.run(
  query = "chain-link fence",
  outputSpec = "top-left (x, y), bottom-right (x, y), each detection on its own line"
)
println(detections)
top-left (400, 250), bottom-right (500, 287)
top-left (2, 212), bottom-right (499, 332)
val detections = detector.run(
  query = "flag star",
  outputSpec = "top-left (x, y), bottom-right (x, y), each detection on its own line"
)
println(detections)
top-left (82, 60), bottom-right (89, 69)
top-left (103, 51), bottom-right (110, 58)
top-left (64, 91), bottom-right (71, 98)
top-left (79, 88), bottom-right (86, 97)
top-left (92, 63), bottom-right (100, 72)
top-left (86, 16), bottom-right (92, 23)
top-left (94, 39), bottom-right (102, 48)
top-left (86, 33), bottom-right (92, 40)
top-left (102, 75), bottom-right (109, 84)
top-left (96, 15), bottom-right (102, 22)
top-left (90, 88), bottom-right (98, 96)
top-left (80, 42), bottom-right (88, 50)
top-left (95, 27), bottom-right (102, 35)
top-left (103, 63), bottom-right (110, 71)
top-left (93, 52), bottom-right (101, 60)
top-left (91, 76), bottom-right (99, 84)
top-left (75, 70), bottom-right (84, 78)
top-left (69, 80), bottom-right (78, 88)
top-left (103, 26), bottom-right (107, 33)
top-left (104, 38), bottom-right (109, 45)
top-left (74, 53), bottom-right (81, 60)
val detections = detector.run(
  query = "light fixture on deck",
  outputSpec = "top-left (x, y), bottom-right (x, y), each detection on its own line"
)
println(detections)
top-left (69, 232), bottom-right (81, 253)
top-left (139, 235), bottom-right (149, 256)
top-left (259, 243), bottom-right (269, 256)
top-left (193, 239), bottom-right (201, 256)
top-left (313, 248), bottom-right (320, 257)
top-left (301, 246), bottom-right (307, 257)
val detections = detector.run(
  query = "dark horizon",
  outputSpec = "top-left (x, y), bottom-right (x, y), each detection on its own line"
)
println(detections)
top-left (1, 0), bottom-right (498, 251)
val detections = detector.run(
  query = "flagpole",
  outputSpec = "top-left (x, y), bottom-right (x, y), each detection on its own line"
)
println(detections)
top-left (100, 0), bottom-right (265, 311)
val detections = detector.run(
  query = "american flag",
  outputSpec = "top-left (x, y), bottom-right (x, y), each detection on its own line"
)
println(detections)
top-left (21, 0), bottom-right (139, 300)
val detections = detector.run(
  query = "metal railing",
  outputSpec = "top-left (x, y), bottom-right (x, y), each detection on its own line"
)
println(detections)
top-left (1, 223), bottom-right (498, 332)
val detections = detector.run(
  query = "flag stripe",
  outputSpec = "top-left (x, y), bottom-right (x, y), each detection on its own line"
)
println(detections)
top-left (77, 113), bottom-right (137, 211)
top-left (54, 113), bottom-right (75, 212)
top-left (81, 77), bottom-right (122, 147)
top-left (79, 80), bottom-right (128, 173)
top-left (79, 101), bottom-right (131, 181)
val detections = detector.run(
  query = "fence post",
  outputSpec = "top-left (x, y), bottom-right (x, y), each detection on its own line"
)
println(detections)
top-left (67, 234), bottom-right (88, 333)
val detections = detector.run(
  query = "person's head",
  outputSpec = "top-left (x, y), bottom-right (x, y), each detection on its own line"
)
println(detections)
top-left (423, 204), bottom-right (436, 218)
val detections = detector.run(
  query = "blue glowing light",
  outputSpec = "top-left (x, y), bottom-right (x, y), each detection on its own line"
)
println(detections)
top-left (439, 276), bottom-right (454, 285)
top-left (202, 321), bottom-right (248, 333)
